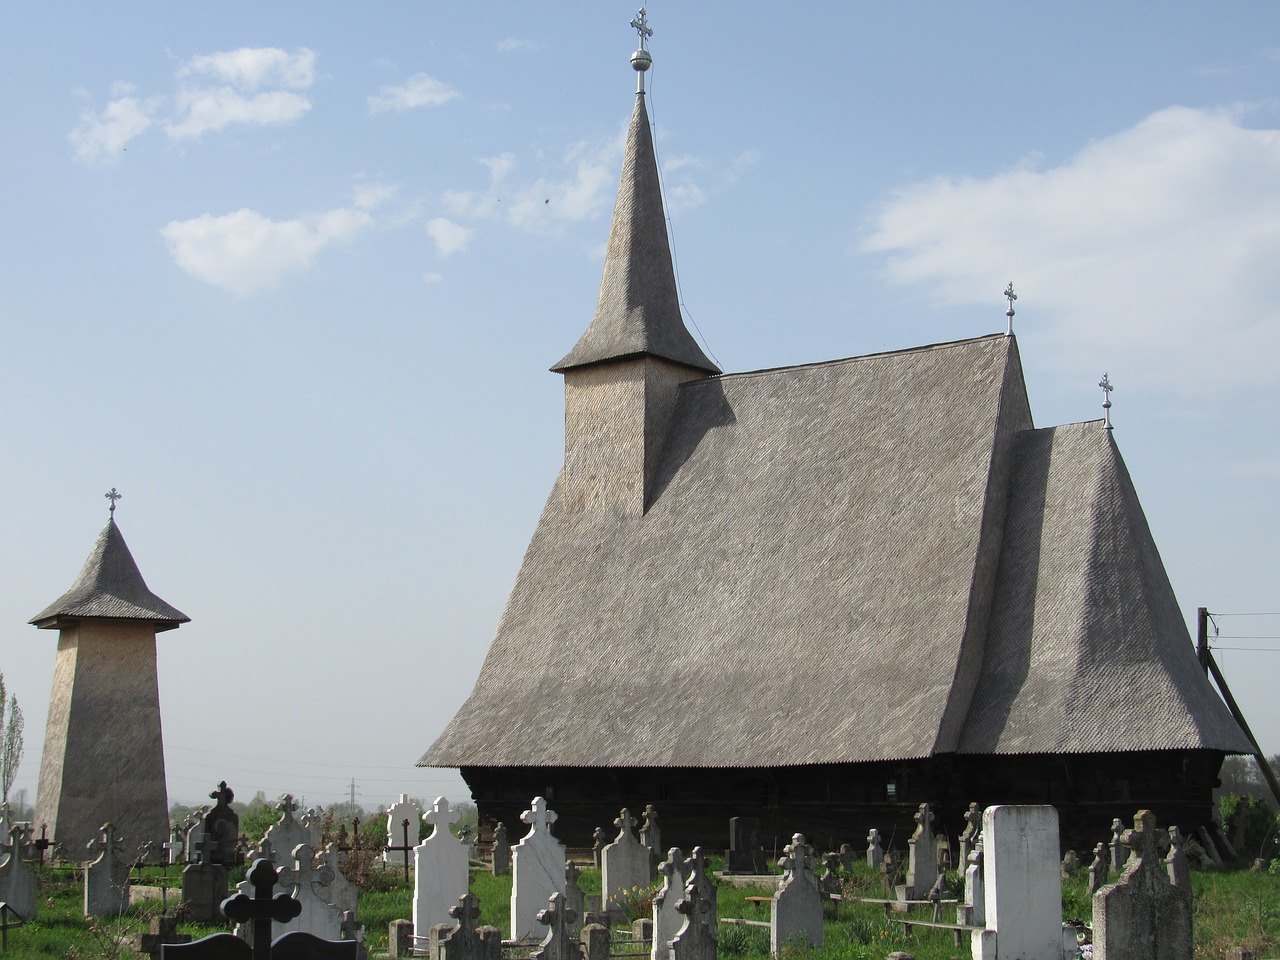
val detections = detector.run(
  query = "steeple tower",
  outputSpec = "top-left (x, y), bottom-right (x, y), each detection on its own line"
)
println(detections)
top-left (553, 13), bottom-right (719, 515)
top-left (31, 506), bottom-right (187, 855)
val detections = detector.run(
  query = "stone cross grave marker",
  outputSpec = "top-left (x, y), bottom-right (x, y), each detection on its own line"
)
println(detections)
top-left (670, 848), bottom-right (716, 960)
top-left (1166, 826), bottom-right (1190, 890)
top-left (438, 891), bottom-right (500, 960)
top-left (837, 843), bottom-right (854, 873)
top-left (771, 834), bottom-right (823, 953)
top-left (958, 802), bottom-right (981, 865)
top-left (491, 822), bottom-right (511, 876)
top-left (384, 798), bottom-right (419, 883)
top-left (532, 891), bottom-right (579, 960)
top-left (865, 828), bottom-right (882, 868)
top-left (184, 806), bottom-right (209, 863)
top-left (165, 824), bottom-right (185, 866)
top-left (263, 795), bottom-right (309, 868)
top-left (904, 803), bottom-right (936, 899)
top-left (413, 797), bottom-right (469, 937)
top-left (265, 844), bottom-right (342, 944)
top-left (564, 861), bottom-right (585, 937)
top-left (651, 847), bottom-right (685, 960)
top-left (205, 781), bottom-right (241, 866)
top-left (1093, 810), bottom-right (1191, 960)
top-left (1109, 817), bottom-right (1126, 872)
top-left (971, 805), bottom-right (1063, 960)
top-left (959, 837), bottom-right (984, 927)
top-left (602, 807), bottom-right (650, 915)
top-left (510, 797), bottom-right (566, 942)
top-left (591, 827), bottom-right (606, 870)
top-left (1089, 841), bottom-right (1109, 894)
top-left (317, 843), bottom-right (358, 918)
top-left (0, 826), bottom-right (36, 919)
top-left (84, 822), bottom-right (132, 917)
top-left (181, 832), bottom-right (230, 925)
top-left (639, 805), bottom-right (661, 880)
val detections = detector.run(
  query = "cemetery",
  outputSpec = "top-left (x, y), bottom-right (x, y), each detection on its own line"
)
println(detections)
top-left (0, 791), bottom-right (1274, 958)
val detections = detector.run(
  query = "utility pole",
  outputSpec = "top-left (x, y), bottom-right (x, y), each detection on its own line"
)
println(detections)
top-left (349, 778), bottom-right (356, 808)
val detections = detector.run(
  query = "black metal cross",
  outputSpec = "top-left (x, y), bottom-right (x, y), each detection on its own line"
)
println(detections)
top-left (221, 858), bottom-right (303, 960)
top-left (384, 818), bottom-right (414, 884)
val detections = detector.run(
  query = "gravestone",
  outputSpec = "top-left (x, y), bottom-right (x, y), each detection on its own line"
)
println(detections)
top-left (903, 803), bottom-right (936, 899)
top-left (439, 892), bottom-right (502, 960)
top-left (838, 842), bottom-right (855, 873)
top-left (591, 827), bottom-right (606, 870)
top-left (181, 834), bottom-right (230, 924)
top-left (0, 827), bottom-right (37, 919)
top-left (533, 891), bottom-right (579, 960)
top-left (726, 817), bottom-right (763, 874)
top-left (1089, 841), bottom-right (1109, 894)
top-left (958, 802), bottom-right (981, 865)
top-left (819, 853), bottom-right (841, 901)
top-left (771, 834), bottom-right (823, 953)
top-left (639, 806), bottom-right (661, 880)
top-left (581, 923), bottom-right (610, 960)
top-left (264, 796), bottom-right (310, 867)
top-left (84, 822), bottom-right (131, 917)
top-left (510, 797), bottom-right (566, 942)
top-left (565, 862), bottom-right (585, 937)
top-left (134, 913), bottom-right (191, 958)
top-left (491, 822), bottom-right (511, 876)
top-left (970, 805), bottom-right (1062, 960)
top-left (1061, 849), bottom-right (1080, 879)
top-left (166, 824), bottom-right (185, 866)
top-left (318, 842), bottom-right (359, 917)
top-left (184, 806), bottom-right (209, 863)
top-left (1109, 817), bottom-right (1125, 873)
top-left (669, 849), bottom-right (716, 960)
top-left (651, 848), bottom-right (685, 960)
top-left (959, 838), bottom-right (983, 927)
top-left (384, 796), bottom-right (423, 864)
top-left (261, 843), bottom-right (343, 943)
top-left (1093, 810), bottom-right (1192, 960)
top-left (865, 828), bottom-right (882, 868)
top-left (602, 808), bottom-right (650, 914)
top-left (412, 797), bottom-right (469, 937)
top-left (204, 781), bottom-right (241, 866)
top-left (300, 808), bottom-right (325, 850)
top-left (1166, 826), bottom-right (1190, 890)
top-left (388, 919), bottom-right (415, 958)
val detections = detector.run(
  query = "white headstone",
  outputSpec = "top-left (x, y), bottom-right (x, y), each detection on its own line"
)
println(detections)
top-left (240, 844), bottom-right (343, 943)
top-left (770, 834), bottom-right (823, 953)
top-left (905, 803), bottom-right (936, 899)
top-left (651, 847), bottom-right (686, 960)
top-left (413, 797), bottom-right (470, 936)
top-left (602, 808), bottom-right (650, 914)
top-left (971, 805), bottom-right (1062, 960)
top-left (511, 797), bottom-right (566, 942)
top-left (83, 823), bottom-right (131, 917)
top-left (385, 794), bottom-right (424, 864)
top-left (263, 795), bottom-right (309, 866)
top-left (866, 828), bottom-right (883, 868)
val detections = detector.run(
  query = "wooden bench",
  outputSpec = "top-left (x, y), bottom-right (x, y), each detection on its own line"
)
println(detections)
top-left (894, 917), bottom-right (983, 949)
top-left (858, 897), bottom-right (958, 918)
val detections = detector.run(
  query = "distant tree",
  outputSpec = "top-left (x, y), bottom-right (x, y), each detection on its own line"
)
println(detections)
top-left (0, 673), bottom-right (23, 803)
top-left (1217, 755), bottom-right (1280, 809)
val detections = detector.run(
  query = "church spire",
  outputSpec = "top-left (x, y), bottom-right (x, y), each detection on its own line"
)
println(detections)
top-left (552, 12), bottom-right (719, 375)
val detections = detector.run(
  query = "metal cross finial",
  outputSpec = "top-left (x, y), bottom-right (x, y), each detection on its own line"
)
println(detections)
top-left (630, 7), bottom-right (653, 48)
top-left (105, 487), bottom-right (122, 519)
top-left (1004, 283), bottom-right (1017, 336)
top-left (1099, 373), bottom-right (1115, 430)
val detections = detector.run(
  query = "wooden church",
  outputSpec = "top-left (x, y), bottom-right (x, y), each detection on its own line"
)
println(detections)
top-left (420, 25), bottom-right (1250, 849)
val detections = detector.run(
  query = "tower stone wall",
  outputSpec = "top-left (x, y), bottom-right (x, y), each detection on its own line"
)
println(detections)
top-left (36, 618), bottom-right (169, 857)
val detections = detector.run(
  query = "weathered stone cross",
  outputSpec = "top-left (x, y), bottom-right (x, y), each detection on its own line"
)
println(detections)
top-left (534, 891), bottom-right (577, 960)
top-left (614, 807), bottom-right (637, 841)
top-left (521, 797), bottom-right (557, 835)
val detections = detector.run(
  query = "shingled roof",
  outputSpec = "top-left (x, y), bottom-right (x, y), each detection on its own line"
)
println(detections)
top-left (552, 92), bottom-right (718, 375)
top-left (30, 519), bottom-right (189, 630)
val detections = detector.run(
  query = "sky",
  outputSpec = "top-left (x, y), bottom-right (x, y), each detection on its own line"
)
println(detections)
top-left (2, 3), bottom-right (1279, 814)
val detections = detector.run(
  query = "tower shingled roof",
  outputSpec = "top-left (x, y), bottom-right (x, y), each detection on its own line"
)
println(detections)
top-left (30, 520), bottom-right (189, 630)
top-left (552, 92), bottom-right (719, 375)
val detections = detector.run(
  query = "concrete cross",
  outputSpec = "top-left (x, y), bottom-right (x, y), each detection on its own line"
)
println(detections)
top-left (534, 891), bottom-right (578, 960)
top-left (277, 794), bottom-right (299, 821)
top-left (911, 803), bottom-right (934, 841)
top-left (221, 858), bottom-right (303, 960)
top-left (613, 807), bottom-right (637, 841)
top-left (1119, 809), bottom-right (1166, 866)
top-left (778, 833), bottom-right (811, 879)
top-left (961, 803), bottom-right (981, 842)
top-left (659, 847), bottom-right (684, 883)
top-left (521, 797), bottom-right (557, 835)
top-left (449, 890), bottom-right (482, 932)
top-left (425, 797), bottom-right (460, 837)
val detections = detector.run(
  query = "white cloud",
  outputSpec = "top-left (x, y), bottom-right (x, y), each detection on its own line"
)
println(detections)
top-left (425, 217), bottom-right (473, 256)
top-left (497, 38), bottom-right (543, 53)
top-left (161, 205), bottom-right (372, 296)
top-left (166, 88), bottom-right (311, 139)
top-left (424, 271), bottom-right (444, 284)
top-left (860, 106), bottom-right (1280, 389)
top-left (368, 73), bottom-right (459, 114)
top-left (352, 182), bottom-right (398, 211)
top-left (70, 95), bottom-right (157, 164)
top-left (179, 47), bottom-right (316, 91)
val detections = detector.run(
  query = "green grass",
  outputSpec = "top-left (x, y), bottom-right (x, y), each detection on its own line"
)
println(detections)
top-left (6, 858), bottom-right (1280, 959)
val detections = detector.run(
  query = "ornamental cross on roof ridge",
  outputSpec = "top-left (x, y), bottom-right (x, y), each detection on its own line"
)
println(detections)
top-left (1004, 283), bottom-right (1017, 336)
top-left (630, 7), bottom-right (652, 48)
top-left (105, 487), bottom-right (122, 518)
top-left (1099, 372), bottom-right (1115, 430)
